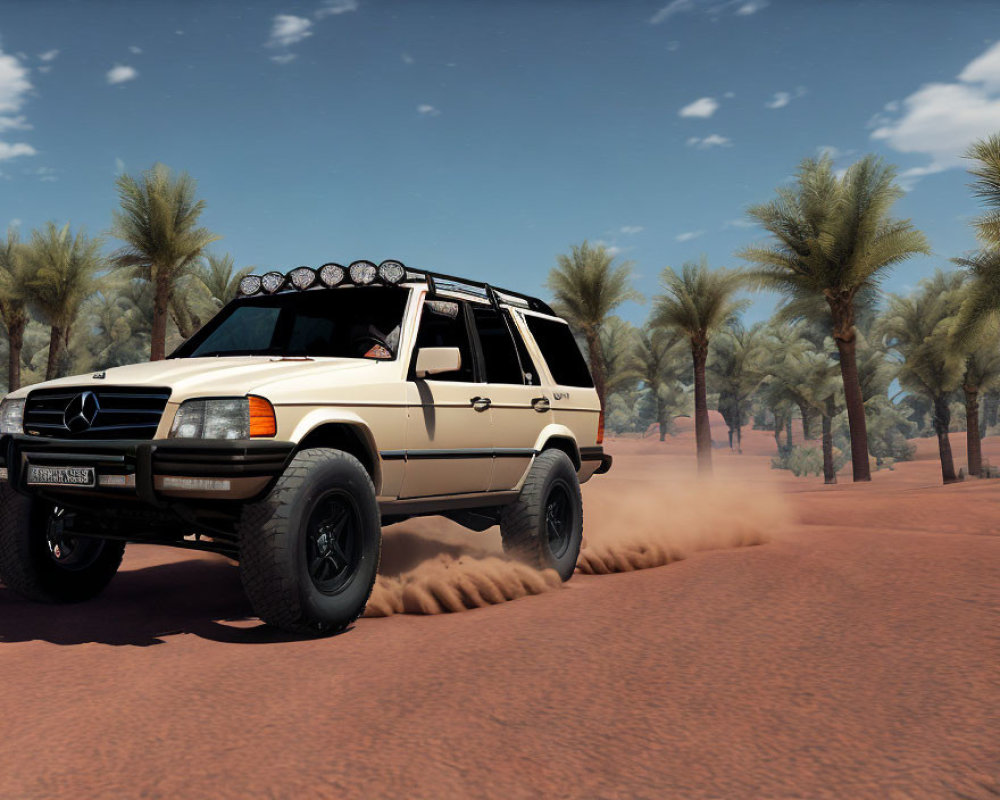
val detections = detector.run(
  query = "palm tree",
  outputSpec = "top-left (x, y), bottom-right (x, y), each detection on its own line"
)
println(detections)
top-left (198, 252), bottom-right (253, 307)
top-left (599, 316), bottom-right (640, 397)
top-left (878, 271), bottom-right (966, 484)
top-left (22, 223), bottom-right (104, 380)
top-left (708, 322), bottom-right (766, 452)
top-left (652, 258), bottom-right (747, 473)
top-left (951, 288), bottom-right (1000, 476)
top-left (968, 133), bottom-right (1000, 247)
top-left (0, 228), bottom-right (30, 391)
top-left (741, 154), bottom-right (930, 482)
top-left (633, 324), bottom-right (687, 441)
top-left (548, 241), bottom-right (638, 409)
top-left (110, 163), bottom-right (220, 360)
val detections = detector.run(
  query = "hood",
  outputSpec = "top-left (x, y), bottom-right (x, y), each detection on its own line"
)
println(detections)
top-left (5, 356), bottom-right (388, 402)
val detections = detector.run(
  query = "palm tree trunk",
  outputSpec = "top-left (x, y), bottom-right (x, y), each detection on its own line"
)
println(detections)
top-left (798, 402), bottom-right (812, 440)
top-left (736, 408), bottom-right (743, 455)
top-left (933, 394), bottom-right (958, 484)
top-left (7, 317), bottom-right (25, 392)
top-left (832, 335), bottom-right (872, 482)
top-left (150, 272), bottom-right (171, 361)
top-left (170, 296), bottom-right (197, 340)
top-left (822, 413), bottom-right (836, 485)
top-left (585, 329), bottom-right (606, 411)
top-left (691, 339), bottom-right (712, 474)
top-left (964, 386), bottom-right (982, 477)
top-left (656, 393), bottom-right (666, 441)
top-left (786, 417), bottom-right (793, 450)
top-left (45, 324), bottom-right (65, 381)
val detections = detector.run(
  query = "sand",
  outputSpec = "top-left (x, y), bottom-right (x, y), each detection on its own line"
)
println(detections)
top-left (0, 419), bottom-right (997, 799)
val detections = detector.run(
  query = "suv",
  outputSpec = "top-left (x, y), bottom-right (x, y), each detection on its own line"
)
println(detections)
top-left (0, 260), bottom-right (611, 634)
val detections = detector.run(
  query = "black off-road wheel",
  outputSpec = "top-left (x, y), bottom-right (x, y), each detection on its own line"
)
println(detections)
top-left (0, 484), bottom-right (126, 603)
top-left (237, 448), bottom-right (381, 636)
top-left (499, 449), bottom-right (583, 581)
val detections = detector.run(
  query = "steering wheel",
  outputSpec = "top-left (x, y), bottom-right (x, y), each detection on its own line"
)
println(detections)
top-left (353, 334), bottom-right (394, 359)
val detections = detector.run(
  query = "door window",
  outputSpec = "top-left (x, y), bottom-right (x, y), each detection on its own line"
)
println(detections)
top-left (471, 305), bottom-right (526, 385)
top-left (409, 299), bottom-right (475, 382)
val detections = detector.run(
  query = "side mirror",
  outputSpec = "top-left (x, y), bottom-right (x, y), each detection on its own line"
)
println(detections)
top-left (414, 347), bottom-right (462, 378)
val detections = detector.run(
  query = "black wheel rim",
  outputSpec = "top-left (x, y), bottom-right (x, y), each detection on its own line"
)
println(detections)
top-left (45, 507), bottom-right (105, 571)
top-left (545, 481), bottom-right (574, 560)
top-left (305, 490), bottom-right (362, 595)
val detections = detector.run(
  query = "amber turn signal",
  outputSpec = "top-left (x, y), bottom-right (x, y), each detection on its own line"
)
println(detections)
top-left (597, 408), bottom-right (605, 445)
top-left (249, 396), bottom-right (277, 438)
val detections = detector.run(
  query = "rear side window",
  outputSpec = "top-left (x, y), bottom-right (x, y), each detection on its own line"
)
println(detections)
top-left (471, 305), bottom-right (524, 384)
top-left (410, 300), bottom-right (475, 382)
top-left (524, 315), bottom-right (594, 388)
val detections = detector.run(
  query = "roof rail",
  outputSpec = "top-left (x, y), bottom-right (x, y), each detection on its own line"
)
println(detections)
top-left (406, 268), bottom-right (555, 316)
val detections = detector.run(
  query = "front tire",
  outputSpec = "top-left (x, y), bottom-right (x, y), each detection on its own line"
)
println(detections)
top-left (500, 449), bottom-right (583, 581)
top-left (0, 484), bottom-right (125, 603)
top-left (237, 449), bottom-right (381, 635)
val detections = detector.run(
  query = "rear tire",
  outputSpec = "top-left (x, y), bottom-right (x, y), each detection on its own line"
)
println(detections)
top-left (500, 449), bottom-right (583, 581)
top-left (237, 448), bottom-right (381, 635)
top-left (0, 484), bottom-right (125, 603)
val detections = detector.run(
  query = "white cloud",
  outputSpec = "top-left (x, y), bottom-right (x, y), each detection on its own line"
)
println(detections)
top-left (817, 144), bottom-right (841, 159)
top-left (0, 115), bottom-right (30, 132)
top-left (765, 86), bottom-right (806, 109)
top-left (0, 141), bottom-right (35, 161)
top-left (620, 225), bottom-right (644, 235)
top-left (766, 91), bottom-right (790, 109)
top-left (417, 104), bottom-right (440, 116)
top-left (9, 218), bottom-right (21, 228)
top-left (735, 0), bottom-right (768, 14)
top-left (679, 96), bottom-right (719, 118)
top-left (115, 157), bottom-right (126, 175)
top-left (316, 0), bottom-right (359, 18)
top-left (35, 166), bottom-right (56, 182)
top-left (666, 40), bottom-right (680, 52)
top-left (267, 15), bottom-right (313, 48)
top-left (650, 0), bottom-right (768, 24)
top-left (270, 53), bottom-right (297, 65)
top-left (129, 45), bottom-right (143, 55)
top-left (0, 47), bottom-right (35, 162)
top-left (106, 64), bottom-right (138, 84)
top-left (38, 49), bottom-right (59, 62)
top-left (686, 133), bottom-right (732, 149)
top-left (724, 218), bottom-right (756, 229)
top-left (401, 52), bottom-right (414, 65)
top-left (676, 230), bottom-right (705, 242)
top-left (871, 41), bottom-right (1000, 187)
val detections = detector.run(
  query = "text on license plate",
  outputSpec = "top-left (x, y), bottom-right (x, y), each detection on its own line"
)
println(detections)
top-left (27, 465), bottom-right (96, 487)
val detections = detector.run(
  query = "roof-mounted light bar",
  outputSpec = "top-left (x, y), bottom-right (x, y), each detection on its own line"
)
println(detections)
top-left (237, 259), bottom-right (411, 297)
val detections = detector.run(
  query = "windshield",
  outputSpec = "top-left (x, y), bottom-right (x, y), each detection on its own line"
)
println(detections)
top-left (172, 287), bottom-right (410, 360)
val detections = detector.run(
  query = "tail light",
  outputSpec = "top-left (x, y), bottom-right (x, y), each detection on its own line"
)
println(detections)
top-left (597, 408), bottom-right (605, 444)
top-left (249, 396), bottom-right (277, 438)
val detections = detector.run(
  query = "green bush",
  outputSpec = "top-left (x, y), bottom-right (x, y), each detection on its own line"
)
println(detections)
top-left (771, 445), bottom-right (848, 477)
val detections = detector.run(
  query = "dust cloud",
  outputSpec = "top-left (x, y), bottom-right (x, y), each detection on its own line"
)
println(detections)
top-left (366, 468), bottom-right (789, 617)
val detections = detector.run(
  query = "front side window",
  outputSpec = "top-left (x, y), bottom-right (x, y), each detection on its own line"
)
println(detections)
top-left (409, 299), bottom-right (475, 382)
top-left (172, 287), bottom-right (409, 360)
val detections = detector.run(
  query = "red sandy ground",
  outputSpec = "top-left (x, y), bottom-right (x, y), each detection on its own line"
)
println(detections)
top-left (0, 415), bottom-right (998, 799)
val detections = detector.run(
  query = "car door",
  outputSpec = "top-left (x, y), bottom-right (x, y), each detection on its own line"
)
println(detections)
top-left (399, 298), bottom-right (494, 498)
top-left (469, 303), bottom-right (548, 492)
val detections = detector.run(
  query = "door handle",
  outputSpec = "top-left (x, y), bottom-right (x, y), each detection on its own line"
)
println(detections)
top-left (471, 396), bottom-right (491, 412)
top-left (531, 396), bottom-right (551, 413)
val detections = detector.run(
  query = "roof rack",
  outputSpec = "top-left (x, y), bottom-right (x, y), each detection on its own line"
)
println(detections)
top-left (405, 268), bottom-right (555, 316)
top-left (237, 260), bottom-right (556, 316)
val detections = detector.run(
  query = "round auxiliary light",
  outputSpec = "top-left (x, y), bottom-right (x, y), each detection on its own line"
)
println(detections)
top-left (238, 275), bottom-right (262, 296)
top-left (319, 263), bottom-right (345, 287)
top-left (378, 260), bottom-right (406, 285)
top-left (261, 271), bottom-right (285, 294)
top-left (349, 260), bottom-right (378, 285)
top-left (288, 266), bottom-right (317, 290)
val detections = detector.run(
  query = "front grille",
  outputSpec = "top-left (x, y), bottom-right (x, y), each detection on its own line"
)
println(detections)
top-left (23, 387), bottom-right (171, 440)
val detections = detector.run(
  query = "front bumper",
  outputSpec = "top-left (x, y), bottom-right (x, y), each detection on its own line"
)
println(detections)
top-left (0, 434), bottom-right (295, 504)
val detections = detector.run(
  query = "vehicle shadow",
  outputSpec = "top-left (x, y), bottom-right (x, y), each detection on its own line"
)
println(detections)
top-left (0, 559), bottom-right (325, 647)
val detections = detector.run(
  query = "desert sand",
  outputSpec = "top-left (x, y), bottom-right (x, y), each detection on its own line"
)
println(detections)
top-left (0, 415), bottom-right (997, 799)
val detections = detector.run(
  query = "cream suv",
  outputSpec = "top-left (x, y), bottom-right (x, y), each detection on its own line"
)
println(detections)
top-left (0, 261), bottom-right (611, 634)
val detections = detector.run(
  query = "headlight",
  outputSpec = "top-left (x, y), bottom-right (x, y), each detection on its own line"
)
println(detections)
top-left (168, 397), bottom-right (276, 440)
top-left (0, 398), bottom-right (25, 434)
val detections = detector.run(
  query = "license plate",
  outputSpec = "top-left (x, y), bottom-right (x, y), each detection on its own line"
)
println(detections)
top-left (27, 465), bottom-right (96, 488)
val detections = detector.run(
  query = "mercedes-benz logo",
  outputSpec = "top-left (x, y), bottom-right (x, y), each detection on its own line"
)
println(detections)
top-left (64, 391), bottom-right (100, 433)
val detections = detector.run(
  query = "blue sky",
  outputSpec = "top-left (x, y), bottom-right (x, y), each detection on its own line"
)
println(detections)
top-left (2, 0), bottom-right (1000, 326)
